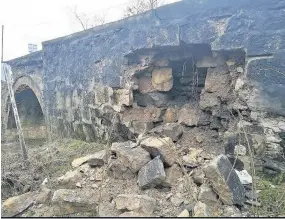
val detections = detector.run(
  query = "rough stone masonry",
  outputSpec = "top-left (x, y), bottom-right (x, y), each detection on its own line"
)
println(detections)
top-left (2, 0), bottom-right (285, 170)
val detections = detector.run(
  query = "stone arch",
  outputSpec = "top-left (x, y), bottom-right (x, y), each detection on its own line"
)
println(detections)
top-left (2, 75), bottom-right (47, 139)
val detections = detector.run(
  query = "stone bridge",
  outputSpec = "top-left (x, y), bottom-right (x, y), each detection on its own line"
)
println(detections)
top-left (2, 0), bottom-right (285, 163)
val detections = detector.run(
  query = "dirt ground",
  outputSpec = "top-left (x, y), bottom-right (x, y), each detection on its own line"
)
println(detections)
top-left (2, 136), bottom-right (285, 217)
top-left (1, 137), bottom-right (193, 217)
top-left (1, 137), bottom-right (105, 202)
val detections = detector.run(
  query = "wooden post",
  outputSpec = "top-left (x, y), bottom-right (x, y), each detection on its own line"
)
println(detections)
top-left (2, 63), bottom-right (28, 160)
top-left (1, 25), bottom-right (3, 62)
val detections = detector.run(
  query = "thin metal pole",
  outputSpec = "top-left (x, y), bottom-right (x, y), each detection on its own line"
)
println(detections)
top-left (1, 25), bottom-right (4, 62)
top-left (2, 63), bottom-right (28, 160)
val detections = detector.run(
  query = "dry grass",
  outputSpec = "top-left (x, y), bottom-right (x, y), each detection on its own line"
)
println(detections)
top-left (1, 137), bottom-right (105, 201)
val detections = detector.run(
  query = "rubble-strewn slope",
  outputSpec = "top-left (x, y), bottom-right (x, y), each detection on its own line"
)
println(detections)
top-left (2, 136), bottom-right (285, 217)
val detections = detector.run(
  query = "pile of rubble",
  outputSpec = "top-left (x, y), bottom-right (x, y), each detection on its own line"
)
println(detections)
top-left (2, 135), bottom-right (264, 217)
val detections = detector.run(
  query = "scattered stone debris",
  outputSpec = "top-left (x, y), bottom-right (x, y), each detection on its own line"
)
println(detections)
top-left (198, 184), bottom-right (219, 207)
top-left (119, 211), bottom-right (147, 217)
top-left (2, 190), bottom-right (51, 217)
top-left (235, 169), bottom-right (252, 185)
top-left (170, 193), bottom-right (184, 207)
top-left (115, 194), bottom-right (156, 215)
top-left (193, 201), bottom-right (212, 217)
top-left (245, 199), bottom-right (262, 207)
top-left (71, 150), bottom-right (106, 168)
top-left (51, 189), bottom-right (100, 215)
top-left (75, 182), bottom-right (82, 188)
top-left (222, 206), bottom-right (242, 217)
top-left (107, 141), bottom-right (151, 179)
top-left (192, 169), bottom-right (205, 185)
top-left (140, 136), bottom-right (177, 166)
top-left (177, 209), bottom-right (190, 217)
top-left (3, 2), bottom-right (285, 216)
top-left (149, 123), bottom-right (183, 142)
top-left (138, 156), bottom-right (166, 189)
top-left (165, 163), bottom-right (183, 187)
top-left (203, 155), bottom-right (245, 205)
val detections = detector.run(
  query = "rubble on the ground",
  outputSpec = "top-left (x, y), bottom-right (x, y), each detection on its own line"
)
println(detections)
top-left (107, 141), bottom-right (151, 179)
top-left (115, 194), bottom-right (156, 215)
top-left (138, 156), bottom-right (166, 189)
top-left (71, 150), bottom-right (107, 168)
top-left (203, 155), bottom-right (245, 205)
top-left (140, 136), bottom-right (177, 167)
top-left (193, 201), bottom-right (212, 217)
top-left (177, 209), bottom-right (190, 217)
top-left (51, 189), bottom-right (100, 215)
top-left (2, 189), bottom-right (51, 217)
top-left (198, 184), bottom-right (219, 207)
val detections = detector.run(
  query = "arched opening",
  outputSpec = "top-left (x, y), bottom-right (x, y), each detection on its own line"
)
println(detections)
top-left (6, 85), bottom-right (46, 144)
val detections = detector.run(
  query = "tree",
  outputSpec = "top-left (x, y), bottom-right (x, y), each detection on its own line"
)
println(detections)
top-left (70, 6), bottom-right (107, 31)
top-left (124, 0), bottom-right (165, 17)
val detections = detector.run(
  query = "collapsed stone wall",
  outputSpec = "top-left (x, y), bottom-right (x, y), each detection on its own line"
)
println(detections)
top-left (3, 0), bottom-right (285, 168)
top-left (44, 41), bottom-right (285, 175)
top-left (40, 0), bottom-right (285, 151)
top-left (120, 45), bottom-right (285, 170)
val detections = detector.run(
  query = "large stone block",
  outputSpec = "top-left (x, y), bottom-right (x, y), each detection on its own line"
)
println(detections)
top-left (199, 92), bottom-right (220, 110)
top-left (193, 201), bottom-right (212, 217)
top-left (140, 136), bottom-right (177, 166)
top-left (71, 150), bottom-right (107, 168)
top-left (115, 194), bottom-right (156, 215)
top-left (204, 66), bottom-right (230, 93)
top-left (198, 184), bottom-right (219, 207)
top-left (135, 92), bottom-right (169, 107)
top-left (51, 189), bottom-right (99, 215)
top-left (114, 89), bottom-right (133, 106)
top-left (178, 104), bottom-right (200, 126)
top-left (163, 107), bottom-right (178, 123)
top-left (203, 155), bottom-right (245, 205)
top-left (138, 77), bottom-right (156, 94)
top-left (165, 163), bottom-right (183, 186)
top-left (57, 169), bottom-right (83, 186)
top-left (151, 68), bottom-right (173, 91)
top-left (149, 123), bottom-right (183, 142)
top-left (122, 107), bottom-right (163, 123)
top-left (138, 156), bottom-right (166, 189)
top-left (94, 83), bottom-right (113, 105)
top-left (2, 190), bottom-right (51, 217)
top-left (131, 121), bottom-right (154, 135)
top-left (107, 141), bottom-right (151, 179)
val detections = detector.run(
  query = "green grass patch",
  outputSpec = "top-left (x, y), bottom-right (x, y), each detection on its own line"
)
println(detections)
top-left (249, 172), bottom-right (285, 216)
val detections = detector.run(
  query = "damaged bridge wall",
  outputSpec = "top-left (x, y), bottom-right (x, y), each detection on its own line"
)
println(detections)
top-left (3, 0), bottom-right (285, 159)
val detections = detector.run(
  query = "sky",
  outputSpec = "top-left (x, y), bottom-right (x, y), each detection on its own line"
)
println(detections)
top-left (0, 0), bottom-right (179, 61)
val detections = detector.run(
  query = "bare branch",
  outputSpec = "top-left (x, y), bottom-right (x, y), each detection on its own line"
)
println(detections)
top-left (69, 6), bottom-right (108, 31)
top-left (123, 0), bottom-right (164, 17)
top-left (72, 7), bottom-right (87, 31)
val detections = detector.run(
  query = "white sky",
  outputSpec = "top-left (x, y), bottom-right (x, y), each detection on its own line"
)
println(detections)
top-left (0, 0), bottom-right (179, 61)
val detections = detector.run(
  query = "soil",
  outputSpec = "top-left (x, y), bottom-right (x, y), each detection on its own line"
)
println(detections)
top-left (1, 137), bottom-right (105, 202)
top-left (2, 137), bottom-right (284, 217)
top-left (1, 137), bottom-right (190, 217)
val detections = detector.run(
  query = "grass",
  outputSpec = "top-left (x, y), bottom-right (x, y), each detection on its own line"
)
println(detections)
top-left (1, 138), bottom-right (106, 201)
top-left (249, 172), bottom-right (285, 216)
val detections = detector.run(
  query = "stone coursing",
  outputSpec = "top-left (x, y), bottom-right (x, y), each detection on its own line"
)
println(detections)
top-left (2, 0), bottom-right (285, 166)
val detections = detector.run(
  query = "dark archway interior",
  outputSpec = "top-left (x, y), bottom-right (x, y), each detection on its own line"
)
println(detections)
top-left (131, 44), bottom-right (245, 108)
top-left (7, 87), bottom-right (45, 129)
